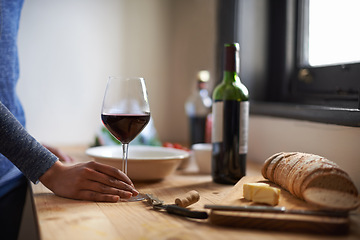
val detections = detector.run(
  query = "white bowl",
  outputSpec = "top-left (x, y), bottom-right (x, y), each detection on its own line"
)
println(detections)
top-left (86, 145), bottom-right (189, 181)
top-left (192, 143), bottom-right (212, 174)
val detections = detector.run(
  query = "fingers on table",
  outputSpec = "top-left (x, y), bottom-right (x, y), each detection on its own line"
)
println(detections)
top-left (85, 161), bottom-right (134, 186)
top-left (76, 190), bottom-right (121, 202)
top-left (84, 180), bottom-right (134, 199)
top-left (76, 162), bottom-right (139, 200)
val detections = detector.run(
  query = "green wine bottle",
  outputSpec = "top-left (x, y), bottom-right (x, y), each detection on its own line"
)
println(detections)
top-left (211, 43), bottom-right (249, 184)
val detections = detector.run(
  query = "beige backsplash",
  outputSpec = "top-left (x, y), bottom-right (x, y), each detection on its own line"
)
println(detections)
top-left (248, 115), bottom-right (360, 191)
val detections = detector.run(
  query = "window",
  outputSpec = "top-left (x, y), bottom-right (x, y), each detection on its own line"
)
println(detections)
top-left (294, 0), bottom-right (360, 109)
top-left (216, 0), bottom-right (360, 127)
top-left (302, 0), bottom-right (360, 67)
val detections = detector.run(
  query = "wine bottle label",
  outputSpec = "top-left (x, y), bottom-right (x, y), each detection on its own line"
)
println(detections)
top-left (239, 101), bottom-right (249, 154)
top-left (212, 101), bottom-right (224, 143)
top-left (211, 100), bottom-right (249, 154)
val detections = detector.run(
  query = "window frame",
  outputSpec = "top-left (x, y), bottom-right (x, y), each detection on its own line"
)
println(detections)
top-left (294, 0), bottom-right (360, 108)
top-left (215, 0), bottom-right (360, 127)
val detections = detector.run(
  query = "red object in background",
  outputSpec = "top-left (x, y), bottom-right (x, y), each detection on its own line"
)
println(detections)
top-left (162, 142), bottom-right (174, 148)
top-left (162, 142), bottom-right (190, 152)
top-left (205, 113), bottom-right (212, 143)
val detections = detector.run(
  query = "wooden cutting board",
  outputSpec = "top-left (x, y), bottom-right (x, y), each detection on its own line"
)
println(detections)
top-left (209, 176), bottom-right (350, 234)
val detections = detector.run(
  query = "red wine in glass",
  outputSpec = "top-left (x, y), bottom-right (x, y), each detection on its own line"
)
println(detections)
top-left (101, 113), bottom-right (150, 144)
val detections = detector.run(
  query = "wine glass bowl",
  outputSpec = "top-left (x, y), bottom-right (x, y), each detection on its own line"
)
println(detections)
top-left (101, 76), bottom-right (150, 201)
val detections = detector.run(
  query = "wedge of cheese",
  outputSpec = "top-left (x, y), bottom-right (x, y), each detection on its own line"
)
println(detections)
top-left (243, 183), bottom-right (280, 206)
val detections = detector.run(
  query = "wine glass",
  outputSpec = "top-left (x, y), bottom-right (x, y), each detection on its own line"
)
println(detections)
top-left (101, 76), bottom-right (150, 201)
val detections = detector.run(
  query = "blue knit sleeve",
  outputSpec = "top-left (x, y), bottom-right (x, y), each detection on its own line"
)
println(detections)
top-left (0, 101), bottom-right (58, 183)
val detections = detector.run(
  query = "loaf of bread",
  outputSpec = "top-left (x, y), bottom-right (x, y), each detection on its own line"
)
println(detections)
top-left (261, 152), bottom-right (359, 210)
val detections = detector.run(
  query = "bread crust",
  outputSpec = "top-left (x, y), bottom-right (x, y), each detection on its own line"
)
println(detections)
top-left (261, 152), bottom-right (282, 179)
top-left (266, 153), bottom-right (284, 182)
top-left (287, 153), bottom-right (310, 195)
top-left (273, 152), bottom-right (297, 190)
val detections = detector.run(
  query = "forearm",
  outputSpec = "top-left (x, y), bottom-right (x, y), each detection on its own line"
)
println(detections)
top-left (0, 102), bottom-right (58, 183)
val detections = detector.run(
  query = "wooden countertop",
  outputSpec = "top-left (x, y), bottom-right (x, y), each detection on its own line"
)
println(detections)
top-left (28, 146), bottom-right (360, 240)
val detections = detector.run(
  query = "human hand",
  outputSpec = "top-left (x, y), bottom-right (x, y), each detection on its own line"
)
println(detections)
top-left (39, 161), bottom-right (139, 202)
top-left (43, 144), bottom-right (74, 163)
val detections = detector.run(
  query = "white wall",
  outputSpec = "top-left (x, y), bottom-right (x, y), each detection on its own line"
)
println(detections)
top-left (18, 0), bottom-right (133, 145)
top-left (17, 0), bottom-right (216, 145)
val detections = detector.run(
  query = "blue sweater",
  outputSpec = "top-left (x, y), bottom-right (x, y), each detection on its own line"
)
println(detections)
top-left (0, 0), bottom-right (58, 197)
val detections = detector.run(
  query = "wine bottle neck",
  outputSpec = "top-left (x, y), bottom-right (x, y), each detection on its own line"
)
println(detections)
top-left (224, 44), bottom-right (239, 72)
top-left (223, 43), bottom-right (240, 84)
top-left (223, 71), bottom-right (238, 84)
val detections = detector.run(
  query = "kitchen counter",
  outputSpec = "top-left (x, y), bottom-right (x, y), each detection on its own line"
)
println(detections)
top-left (23, 146), bottom-right (360, 240)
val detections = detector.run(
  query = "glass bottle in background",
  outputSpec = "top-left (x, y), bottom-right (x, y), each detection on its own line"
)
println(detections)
top-left (185, 70), bottom-right (212, 146)
top-left (211, 43), bottom-right (249, 184)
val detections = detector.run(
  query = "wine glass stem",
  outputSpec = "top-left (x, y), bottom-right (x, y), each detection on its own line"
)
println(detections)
top-left (122, 143), bottom-right (129, 175)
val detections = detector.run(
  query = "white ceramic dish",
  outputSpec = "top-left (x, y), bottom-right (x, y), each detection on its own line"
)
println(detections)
top-left (192, 143), bottom-right (212, 174)
top-left (86, 145), bottom-right (190, 181)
